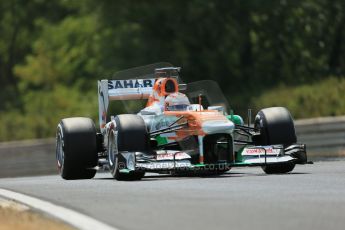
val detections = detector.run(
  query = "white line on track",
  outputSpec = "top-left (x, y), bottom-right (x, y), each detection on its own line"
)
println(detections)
top-left (0, 188), bottom-right (118, 230)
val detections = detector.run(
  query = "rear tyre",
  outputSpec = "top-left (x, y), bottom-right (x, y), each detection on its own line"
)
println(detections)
top-left (56, 117), bottom-right (98, 179)
top-left (108, 114), bottom-right (148, 181)
top-left (254, 107), bottom-right (296, 174)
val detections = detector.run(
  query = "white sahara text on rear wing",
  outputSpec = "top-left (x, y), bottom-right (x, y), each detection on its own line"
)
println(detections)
top-left (98, 79), bottom-right (156, 132)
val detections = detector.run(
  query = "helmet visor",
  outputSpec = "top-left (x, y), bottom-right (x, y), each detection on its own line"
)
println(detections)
top-left (167, 104), bottom-right (189, 111)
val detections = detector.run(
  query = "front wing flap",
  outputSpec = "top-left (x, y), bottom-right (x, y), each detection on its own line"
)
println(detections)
top-left (240, 144), bottom-right (307, 165)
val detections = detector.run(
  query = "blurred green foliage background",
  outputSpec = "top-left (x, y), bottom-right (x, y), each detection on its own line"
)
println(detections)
top-left (0, 0), bottom-right (344, 141)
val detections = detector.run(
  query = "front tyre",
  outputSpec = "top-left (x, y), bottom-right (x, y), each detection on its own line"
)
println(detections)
top-left (254, 107), bottom-right (297, 174)
top-left (56, 117), bottom-right (98, 179)
top-left (108, 114), bottom-right (148, 180)
top-left (254, 107), bottom-right (296, 146)
top-left (262, 162), bottom-right (295, 174)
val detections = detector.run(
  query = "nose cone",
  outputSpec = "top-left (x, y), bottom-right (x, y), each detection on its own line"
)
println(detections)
top-left (202, 119), bottom-right (234, 134)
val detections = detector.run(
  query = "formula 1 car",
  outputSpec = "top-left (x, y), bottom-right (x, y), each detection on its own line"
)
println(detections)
top-left (56, 62), bottom-right (308, 180)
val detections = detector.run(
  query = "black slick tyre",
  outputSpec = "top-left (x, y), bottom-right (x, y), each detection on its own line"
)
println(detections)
top-left (56, 117), bottom-right (98, 179)
top-left (254, 107), bottom-right (297, 174)
top-left (262, 162), bottom-right (295, 174)
top-left (108, 114), bottom-right (148, 180)
top-left (254, 107), bottom-right (296, 146)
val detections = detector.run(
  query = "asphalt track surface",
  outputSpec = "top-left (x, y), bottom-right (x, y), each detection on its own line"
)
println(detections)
top-left (0, 160), bottom-right (344, 230)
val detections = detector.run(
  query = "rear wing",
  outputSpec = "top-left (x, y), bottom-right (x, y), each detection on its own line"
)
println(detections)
top-left (98, 79), bottom-right (156, 132)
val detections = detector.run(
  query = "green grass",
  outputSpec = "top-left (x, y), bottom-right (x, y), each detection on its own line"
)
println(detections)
top-left (252, 76), bottom-right (345, 119)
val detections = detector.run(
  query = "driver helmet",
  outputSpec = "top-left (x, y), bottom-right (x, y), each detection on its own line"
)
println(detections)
top-left (165, 92), bottom-right (190, 111)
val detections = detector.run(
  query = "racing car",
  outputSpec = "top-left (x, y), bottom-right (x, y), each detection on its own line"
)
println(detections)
top-left (56, 62), bottom-right (308, 180)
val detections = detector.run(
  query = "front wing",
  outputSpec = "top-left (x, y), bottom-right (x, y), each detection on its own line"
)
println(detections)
top-left (112, 144), bottom-right (307, 173)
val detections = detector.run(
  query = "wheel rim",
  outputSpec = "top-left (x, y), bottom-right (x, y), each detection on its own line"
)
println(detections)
top-left (108, 135), bottom-right (117, 168)
top-left (56, 131), bottom-right (64, 170)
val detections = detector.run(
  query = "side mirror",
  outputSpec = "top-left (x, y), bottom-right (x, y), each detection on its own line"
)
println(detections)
top-left (179, 84), bottom-right (187, 91)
